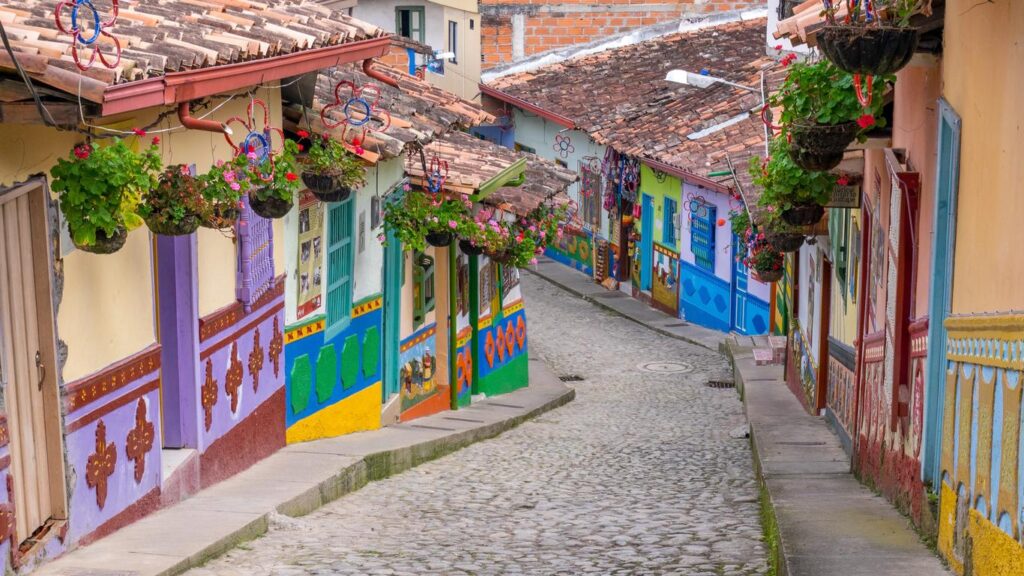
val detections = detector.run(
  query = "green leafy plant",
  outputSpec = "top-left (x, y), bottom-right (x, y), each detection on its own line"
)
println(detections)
top-left (750, 136), bottom-right (838, 211)
top-left (478, 204), bottom-right (566, 268)
top-left (199, 155), bottom-right (248, 227)
top-left (769, 59), bottom-right (889, 134)
top-left (50, 138), bottom-right (160, 248)
top-left (248, 139), bottom-right (302, 203)
top-left (730, 206), bottom-right (751, 238)
top-left (138, 165), bottom-right (208, 234)
top-left (297, 130), bottom-right (366, 188)
top-left (383, 188), bottom-right (472, 252)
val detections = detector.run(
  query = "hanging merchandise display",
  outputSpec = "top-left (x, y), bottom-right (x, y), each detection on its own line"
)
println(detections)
top-left (55, 0), bottom-right (122, 70)
top-left (321, 80), bottom-right (392, 154)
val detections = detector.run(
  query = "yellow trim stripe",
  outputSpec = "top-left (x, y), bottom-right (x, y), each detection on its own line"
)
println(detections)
top-left (286, 319), bottom-right (325, 344)
top-left (352, 296), bottom-right (383, 319)
top-left (401, 324), bottom-right (437, 352)
top-left (503, 300), bottom-right (524, 317)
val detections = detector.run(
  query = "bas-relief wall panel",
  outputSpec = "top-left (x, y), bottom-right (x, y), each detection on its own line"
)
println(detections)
top-left (937, 314), bottom-right (1024, 575)
top-left (943, 0), bottom-right (1024, 315)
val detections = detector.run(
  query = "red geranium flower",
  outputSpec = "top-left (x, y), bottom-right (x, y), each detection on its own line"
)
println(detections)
top-left (151, 136), bottom-right (161, 145)
top-left (285, 172), bottom-right (298, 182)
top-left (297, 130), bottom-right (310, 139)
top-left (297, 143), bottom-right (304, 152)
top-left (73, 144), bottom-right (91, 159)
top-left (132, 127), bottom-right (147, 136)
top-left (836, 175), bottom-right (850, 186)
top-left (857, 114), bottom-right (876, 129)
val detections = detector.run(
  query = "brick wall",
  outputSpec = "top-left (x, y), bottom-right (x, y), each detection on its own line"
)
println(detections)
top-left (481, 1), bottom-right (765, 69)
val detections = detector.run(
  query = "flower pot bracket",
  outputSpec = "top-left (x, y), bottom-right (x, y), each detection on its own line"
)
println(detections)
top-left (54, 0), bottom-right (122, 71)
top-left (224, 99), bottom-right (284, 181)
top-left (321, 80), bottom-right (391, 154)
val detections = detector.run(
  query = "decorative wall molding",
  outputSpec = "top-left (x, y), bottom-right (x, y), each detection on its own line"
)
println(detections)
top-left (199, 276), bottom-right (285, 342)
top-left (945, 313), bottom-right (1024, 371)
top-left (64, 345), bottom-right (162, 414)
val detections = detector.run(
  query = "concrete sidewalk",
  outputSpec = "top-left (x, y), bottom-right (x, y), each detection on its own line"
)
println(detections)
top-left (525, 256), bottom-right (725, 351)
top-left (726, 338), bottom-right (950, 576)
top-left (36, 360), bottom-right (574, 576)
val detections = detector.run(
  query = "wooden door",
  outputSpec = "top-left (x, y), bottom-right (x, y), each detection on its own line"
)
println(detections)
top-left (0, 183), bottom-right (66, 546)
top-left (382, 229), bottom-right (403, 401)
top-left (433, 246), bottom-right (450, 390)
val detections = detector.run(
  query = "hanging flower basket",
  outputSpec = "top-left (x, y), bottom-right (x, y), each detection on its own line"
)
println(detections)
top-left (817, 26), bottom-right (920, 76)
top-left (250, 193), bottom-right (294, 219)
top-left (301, 171), bottom-right (353, 203)
top-left (140, 165), bottom-right (206, 237)
top-left (781, 203), bottom-right (826, 227)
top-left (752, 268), bottom-right (784, 283)
top-left (459, 238), bottom-right (484, 256)
top-left (787, 121), bottom-right (860, 171)
top-left (202, 203), bottom-right (241, 230)
top-left (145, 213), bottom-right (201, 236)
top-left (426, 230), bottom-right (454, 247)
top-left (75, 224), bottom-right (128, 255)
top-left (486, 249), bottom-right (515, 264)
top-left (766, 231), bottom-right (805, 253)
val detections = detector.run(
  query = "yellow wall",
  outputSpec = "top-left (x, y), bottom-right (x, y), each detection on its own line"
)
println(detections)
top-left (828, 211), bottom-right (860, 344)
top-left (943, 0), bottom-right (1024, 314)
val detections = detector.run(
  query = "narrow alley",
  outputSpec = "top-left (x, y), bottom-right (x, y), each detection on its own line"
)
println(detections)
top-left (185, 276), bottom-right (767, 576)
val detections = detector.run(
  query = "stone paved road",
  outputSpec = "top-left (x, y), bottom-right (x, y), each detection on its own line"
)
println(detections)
top-left (187, 276), bottom-right (767, 576)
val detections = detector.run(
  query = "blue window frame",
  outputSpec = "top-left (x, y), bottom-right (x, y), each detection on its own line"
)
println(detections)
top-left (663, 197), bottom-right (677, 247)
top-left (691, 202), bottom-right (716, 272)
top-left (325, 197), bottom-right (355, 340)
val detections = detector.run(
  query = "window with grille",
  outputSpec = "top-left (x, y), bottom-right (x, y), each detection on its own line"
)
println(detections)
top-left (325, 197), bottom-right (354, 340)
top-left (236, 194), bottom-right (276, 313)
top-left (412, 251), bottom-right (436, 328)
top-left (663, 197), bottom-right (677, 247)
top-left (690, 202), bottom-right (716, 272)
top-left (395, 7), bottom-right (425, 42)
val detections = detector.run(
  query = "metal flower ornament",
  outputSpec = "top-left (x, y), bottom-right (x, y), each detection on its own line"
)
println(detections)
top-left (224, 99), bottom-right (285, 182)
top-left (54, 0), bottom-right (122, 71)
top-left (321, 80), bottom-right (392, 155)
top-left (552, 134), bottom-right (575, 159)
top-left (427, 155), bottom-right (449, 194)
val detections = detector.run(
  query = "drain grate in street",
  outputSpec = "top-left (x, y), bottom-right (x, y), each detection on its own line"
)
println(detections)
top-left (637, 361), bottom-right (694, 374)
top-left (663, 322), bottom-right (690, 327)
top-left (559, 374), bottom-right (585, 382)
top-left (706, 379), bottom-right (735, 389)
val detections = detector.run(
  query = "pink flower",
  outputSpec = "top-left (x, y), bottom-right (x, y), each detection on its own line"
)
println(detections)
top-left (431, 216), bottom-right (439, 223)
top-left (377, 234), bottom-right (386, 243)
top-left (216, 159), bottom-right (225, 168)
top-left (230, 182), bottom-right (241, 192)
top-left (223, 170), bottom-right (236, 183)
top-left (539, 230), bottom-right (546, 239)
top-left (151, 136), bottom-right (160, 145)
top-left (247, 151), bottom-right (258, 161)
top-left (179, 165), bottom-right (191, 176)
top-left (529, 258), bottom-right (538, 265)
top-left (132, 127), bottom-right (146, 136)
top-left (297, 130), bottom-right (310, 139)
top-left (73, 144), bottom-right (91, 159)
top-left (448, 220), bottom-right (458, 229)
top-left (402, 183), bottom-right (412, 192)
top-left (857, 114), bottom-right (876, 129)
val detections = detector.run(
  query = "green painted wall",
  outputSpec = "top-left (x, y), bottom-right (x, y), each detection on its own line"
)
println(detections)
top-left (638, 164), bottom-right (682, 252)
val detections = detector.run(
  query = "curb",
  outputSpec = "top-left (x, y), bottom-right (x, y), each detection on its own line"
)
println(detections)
top-left (522, 267), bottom-right (721, 352)
top-left (179, 386), bottom-right (576, 575)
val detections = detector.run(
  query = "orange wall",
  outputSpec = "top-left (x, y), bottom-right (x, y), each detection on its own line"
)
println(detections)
top-left (891, 62), bottom-right (941, 319)
top-left (943, 0), bottom-right (1024, 314)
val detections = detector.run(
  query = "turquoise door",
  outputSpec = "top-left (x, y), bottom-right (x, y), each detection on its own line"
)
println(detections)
top-left (640, 194), bottom-right (653, 291)
top-left (922, 99), bottom-right (961, 484)
top-left (731, 235), bottom-right (750, 333)
top-left (382, 228), bottom-right (403, 401)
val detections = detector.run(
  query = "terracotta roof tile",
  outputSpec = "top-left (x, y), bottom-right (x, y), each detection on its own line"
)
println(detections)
top-left (0, 0), bottom-right (385, 87)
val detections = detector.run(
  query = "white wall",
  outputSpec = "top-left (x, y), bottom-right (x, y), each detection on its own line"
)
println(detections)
top-left (512, 110), bottom-right (611, 238)
top-left (797, 244), bottom-right (823, 364)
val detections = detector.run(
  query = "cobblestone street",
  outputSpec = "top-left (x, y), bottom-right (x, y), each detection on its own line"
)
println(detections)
top-left (187, 276), bottom-right (767, 576)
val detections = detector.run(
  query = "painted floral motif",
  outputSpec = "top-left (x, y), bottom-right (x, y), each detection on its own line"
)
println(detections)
top-left (86, 420), bottom-right (117, 509)
top-left (552, 134), bottom-right (575, 159)
top-left (249, 328), bottom-right (265, 392)
top-left (125, 399), bottom-right (154, 484)
top-left (224, 99), bottom-right (284, 180)
top-left (225, 342), bottom-right (244, 413)
top-left (269, 316), bottom-right (283, 377)
top-left (202, 359), bottom-right (218, 431)
top-left (55, 0), bottom-right (122, 71)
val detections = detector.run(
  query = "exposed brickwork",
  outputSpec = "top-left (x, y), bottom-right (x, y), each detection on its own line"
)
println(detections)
top-left (481, 1), bottom-right (765, 69)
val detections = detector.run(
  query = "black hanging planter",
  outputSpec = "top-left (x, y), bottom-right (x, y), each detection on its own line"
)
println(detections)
top-left (782, 203), bottom-right (826, 227)
top-left (788, 121), bottom-right (860, 171)
top-left (145, 212), bottom-right (202, 237)
top-left (202, 203), bottom-right (240, 230)
top-left (426, 230), bottom-right (453, 247)
top-left (817, 25), bottom-right (920, 76)
top-left (753, 269), bottom-right (784, 283)
top-left (75, 224), bottom-right (127, 255)
top-left (459, 238), bottom-right (484, 256)
top-left (302, 172), bottom-right (353, 203)
top-left (766, 231), bottom-right (805, 253)
top-left (250, 193), bottom-right (294, 219)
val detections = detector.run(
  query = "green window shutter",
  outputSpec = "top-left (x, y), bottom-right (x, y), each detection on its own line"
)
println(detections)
top-left (326, 198), bottom-right (354, 341)
top-left (413, 251), bottom-right (426, 328)
top-left (424, 252), bottom-right (436, 313)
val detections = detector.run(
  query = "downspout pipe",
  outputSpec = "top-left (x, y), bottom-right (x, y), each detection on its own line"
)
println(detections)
top-left (178, 102), bottom-right (231, 134)
top-left (363, 58), bottom-right (401, 88)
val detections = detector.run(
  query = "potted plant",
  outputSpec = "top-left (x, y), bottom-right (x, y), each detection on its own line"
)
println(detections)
top-left (247, 140), bottom-right (302, 219)
top-left (50, 139), bottom-right (160, 254)
top-left (297, 130), bottom-right (366, 202)
top-left (729, 206), bottom-right (751, 239)
top-left (770, 59), bottom-right (888, 171)
top-left (745, 242), bottom-right (785, 283)
top-left (139, 165), bottom-right (207, 236)
top-left (199, 156), bottom-right (247, 229)
top-left (817, 0), bottom-right (928, 77)
top-left (751, 136), bottom-right (838, 227)
top-left (383, 190), bottom-right (471, 252)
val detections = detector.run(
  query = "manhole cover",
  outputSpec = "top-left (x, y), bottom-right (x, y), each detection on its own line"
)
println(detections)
top-left (638, 361), bottom-right (694, 373)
